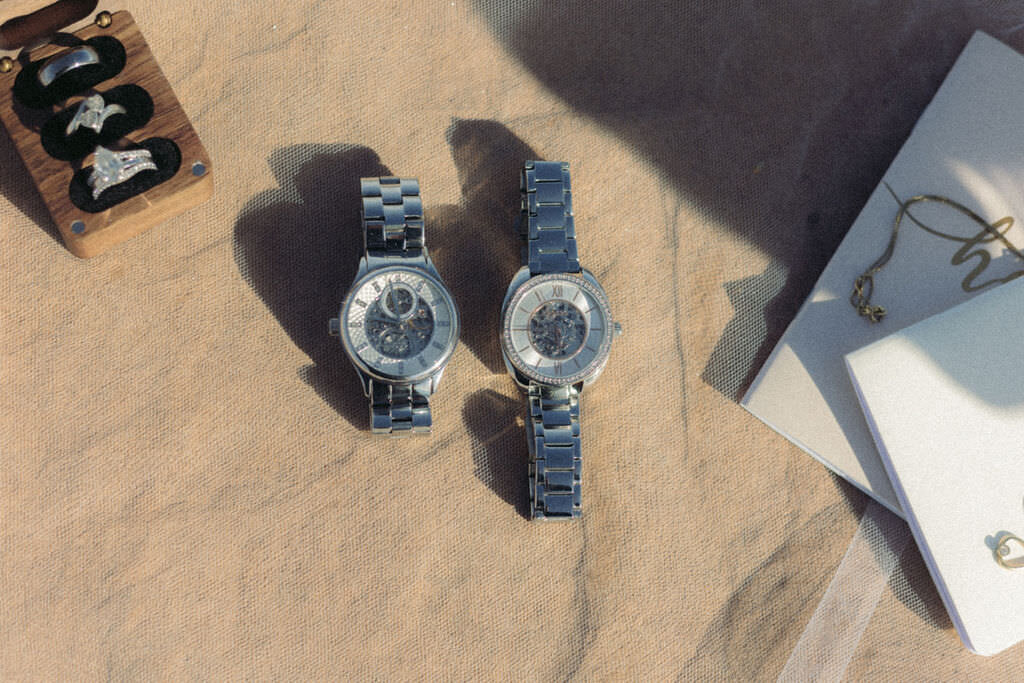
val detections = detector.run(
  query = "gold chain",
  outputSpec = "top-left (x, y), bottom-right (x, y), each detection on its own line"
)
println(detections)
top-left (851, 183), bottom-right (1024, 322)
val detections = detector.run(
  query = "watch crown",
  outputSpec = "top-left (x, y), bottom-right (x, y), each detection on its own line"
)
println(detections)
top-left (613, 322), bottom-right (623, 337)
top-left (328, 317), bottom-right (341, 336)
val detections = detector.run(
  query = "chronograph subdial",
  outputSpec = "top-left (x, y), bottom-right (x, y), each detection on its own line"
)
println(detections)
top-left (338, 265), bottom-right (458, 382)
top-left (502, 272), bottom-right (613, 386)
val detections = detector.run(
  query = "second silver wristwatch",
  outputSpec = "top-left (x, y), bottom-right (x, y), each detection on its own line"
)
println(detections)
top-left (500, 161), bottom-right (619, 519)
top-left (330, 177), bottom-right (459, 435)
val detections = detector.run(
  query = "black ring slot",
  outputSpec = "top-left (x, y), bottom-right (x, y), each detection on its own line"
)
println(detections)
top-left (41, 85), bottom-right (155, 161)
top-left (69, 138), bottom-right (181, 213)
top-left (13, 36), bottom-right (127, 109)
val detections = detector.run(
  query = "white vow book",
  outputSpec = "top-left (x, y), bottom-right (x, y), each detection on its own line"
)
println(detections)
top-left (845, 277), bottom-right (1024, 656)
top-left (742, 31), bottom-right (1024, 515)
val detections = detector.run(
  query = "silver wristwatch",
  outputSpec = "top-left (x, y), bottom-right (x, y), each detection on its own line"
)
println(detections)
top-left (330, 177), bottom-right (459, 435)
top-left (500, 161), bottom-right (619, 519)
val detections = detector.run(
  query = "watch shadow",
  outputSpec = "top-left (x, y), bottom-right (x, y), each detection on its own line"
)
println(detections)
top-left (232, 143), bottom-right (391, 429)
top-left (462, 388), bottom-right (529, 519)
top-left (429, 118), bottom-right (540, 374)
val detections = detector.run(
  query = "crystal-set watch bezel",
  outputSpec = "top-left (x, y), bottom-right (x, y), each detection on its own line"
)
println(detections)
top-left (501, 271), bottom-right (613, 386)
top-left (340, 264), bottom-right (459, 384)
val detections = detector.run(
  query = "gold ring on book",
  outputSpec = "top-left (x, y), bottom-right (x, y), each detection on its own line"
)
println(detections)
top-left (995, 532), bottom-right (1024, 569)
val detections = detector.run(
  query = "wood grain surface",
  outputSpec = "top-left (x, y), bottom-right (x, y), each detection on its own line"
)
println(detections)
top-left (0, 10), bottom-right (211, 257)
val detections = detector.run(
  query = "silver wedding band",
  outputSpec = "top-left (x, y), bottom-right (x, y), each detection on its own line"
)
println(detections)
top-left (37, 46), bottom-right (101, 87)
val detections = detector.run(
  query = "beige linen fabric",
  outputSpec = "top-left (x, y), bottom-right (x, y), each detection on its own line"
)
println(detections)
top-left (3, 1), bottom-right (1024, 679)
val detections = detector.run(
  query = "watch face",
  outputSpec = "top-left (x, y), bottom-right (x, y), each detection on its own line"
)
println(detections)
top-left (502, 272), bottom-right (613, 385)
top-left (341, 266), bottom-right (458, 381)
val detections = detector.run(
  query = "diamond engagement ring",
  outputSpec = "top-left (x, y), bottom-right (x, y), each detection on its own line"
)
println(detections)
top-left (37, 46), bottom-right (101, 87)
top-left (66, 94), bottom-right (127, 136)
top-left (88, 146), bottom-right (158, 199)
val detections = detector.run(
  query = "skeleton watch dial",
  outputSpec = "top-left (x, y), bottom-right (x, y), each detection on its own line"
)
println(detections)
top-left (529, 300), bottom-right (588, 359)
top-left (502, 272), bottom-right (613, 385)
top-left (340, 266), bottom-right (457, 381)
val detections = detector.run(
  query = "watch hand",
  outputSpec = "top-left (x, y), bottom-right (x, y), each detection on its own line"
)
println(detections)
top-left (366, 313), bottom-right (400, 326)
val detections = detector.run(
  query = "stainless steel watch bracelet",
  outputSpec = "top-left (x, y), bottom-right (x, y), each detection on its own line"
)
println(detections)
top-left (361, 176), bottom-right (431, 434)
top-left (519, 160), bottom-right (585, 519)
top-left (527, 383), bottom-right (582, 519)
top-left (370, 379), bottom-right (432, 435)
top-left (361, 176), bottom-right (424, 258)
top-left (520, 160), bottom-right (580, 275)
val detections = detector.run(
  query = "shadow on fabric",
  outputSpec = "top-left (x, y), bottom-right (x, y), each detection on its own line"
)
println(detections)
top-left (232, 143), bottom-right (390, 429)
top-left (463, 388), bottom-right (530, 519)
top-left (680, 501), bottom-right (857, 680)
top-left (230, 126), bottom-right (537, 441)
top-left (678, 496), bottom-right (949, 680)
top-left (468, 0), bottom-right (1001, 660)
top-left (430, 119), bottom-right (539, 517)
top-left (429, 118), bottom-right (539, 374)
top-left (469, 1), bottom-right (1017, 403)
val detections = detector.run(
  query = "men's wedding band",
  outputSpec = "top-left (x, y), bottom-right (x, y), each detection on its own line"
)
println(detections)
top-left (37, 46), bottom-right (101, 87)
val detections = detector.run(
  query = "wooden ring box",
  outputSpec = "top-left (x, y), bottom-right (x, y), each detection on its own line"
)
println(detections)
top-left (0, 0), bottom-right (213, 257)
